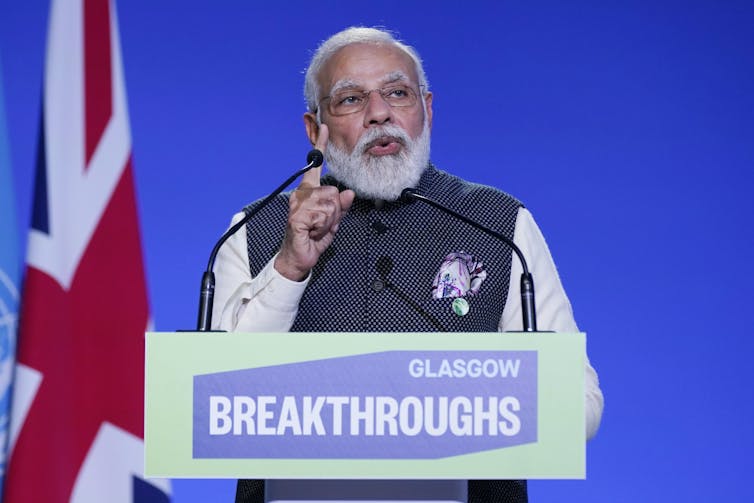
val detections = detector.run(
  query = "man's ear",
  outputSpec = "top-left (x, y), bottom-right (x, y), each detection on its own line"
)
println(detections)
top-left (303, 112), bottom-right (319, 146)
top-left (424, 91), bottom-right (434, 131)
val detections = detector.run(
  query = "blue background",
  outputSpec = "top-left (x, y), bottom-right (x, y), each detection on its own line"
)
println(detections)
top-left (2, 1), bottom-right (753, 501)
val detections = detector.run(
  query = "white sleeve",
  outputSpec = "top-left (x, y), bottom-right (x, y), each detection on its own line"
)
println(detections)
top-left (211, 211), bottom-right (309, 332)
top-left (501, 207), bottom-right (604, 440)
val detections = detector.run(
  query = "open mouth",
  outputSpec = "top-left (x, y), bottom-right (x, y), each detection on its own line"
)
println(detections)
top-left (364, 136), bottom-right (404, 155)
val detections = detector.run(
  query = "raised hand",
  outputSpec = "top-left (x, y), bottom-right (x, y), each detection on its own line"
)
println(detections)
top-left (274, 124), bottom-right (356, 281)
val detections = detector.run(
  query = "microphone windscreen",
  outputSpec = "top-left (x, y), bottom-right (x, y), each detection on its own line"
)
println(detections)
top-left (306, 149), bottom-right (324, 168)
top-left (400, 187), bottom-right (418, 204)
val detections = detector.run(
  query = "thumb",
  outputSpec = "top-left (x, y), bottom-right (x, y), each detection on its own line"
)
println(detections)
top-left (339, 188), bottom-right (356, 212)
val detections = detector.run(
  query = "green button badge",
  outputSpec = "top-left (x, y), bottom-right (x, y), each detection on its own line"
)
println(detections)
top-left (452, 297), bottom-right (469, 316)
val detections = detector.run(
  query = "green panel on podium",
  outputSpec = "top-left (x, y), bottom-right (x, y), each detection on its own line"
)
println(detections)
top-left (145, 331), bottom-right (585, 479)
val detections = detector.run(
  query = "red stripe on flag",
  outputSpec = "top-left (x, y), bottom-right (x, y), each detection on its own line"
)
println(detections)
top-left (84, 0), bottom-right (112, 168)
top-left (6, 160), bottom-right (148, 501)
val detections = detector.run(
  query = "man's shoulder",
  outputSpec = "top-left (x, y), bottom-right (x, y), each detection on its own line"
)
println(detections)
top-left (423, 164), bottom-right (524, 209)
top-left (239, 191), bottom-right (292, 232)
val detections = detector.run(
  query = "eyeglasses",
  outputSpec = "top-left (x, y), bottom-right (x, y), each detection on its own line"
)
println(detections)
top-left (319, 84), bottom-right (422, 116)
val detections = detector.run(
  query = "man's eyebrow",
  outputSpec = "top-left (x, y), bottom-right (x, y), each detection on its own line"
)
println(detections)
top-left (328, 71), bottom-right (411, 96)
top-left (381, 71), bottom-right (410, 85)
top-left (328, 79), bottom-right (361, 95)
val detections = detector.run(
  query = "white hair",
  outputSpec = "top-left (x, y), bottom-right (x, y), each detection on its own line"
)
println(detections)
top-left (304, 27), bottom-right (430, 113)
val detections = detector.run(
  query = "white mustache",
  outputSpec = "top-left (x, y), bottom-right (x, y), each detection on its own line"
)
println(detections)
top-left (356, 125), bottom-right (411, 155)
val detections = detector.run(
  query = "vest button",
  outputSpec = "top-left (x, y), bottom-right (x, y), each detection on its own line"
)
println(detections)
top-left (371, 279), bottom-right (385, 291)
top-left (371, 221), bottom-right (389, 234)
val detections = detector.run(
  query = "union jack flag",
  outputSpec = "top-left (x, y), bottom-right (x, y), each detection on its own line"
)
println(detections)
top-left (5, 0), bottom-right (171, 501)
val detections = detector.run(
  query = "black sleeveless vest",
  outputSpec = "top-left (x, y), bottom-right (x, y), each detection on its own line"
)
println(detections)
top-left (244, 165), bottom-right (522, 334)
top-left (237, 165), bottom-right (528, 502)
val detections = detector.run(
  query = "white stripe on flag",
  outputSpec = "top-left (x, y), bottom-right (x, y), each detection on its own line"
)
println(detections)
top-left (27, 0), bottom-right (132, 291)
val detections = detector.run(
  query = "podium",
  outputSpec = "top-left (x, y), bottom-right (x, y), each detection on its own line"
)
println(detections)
top-left (145, 331), bottom-right (585, 499)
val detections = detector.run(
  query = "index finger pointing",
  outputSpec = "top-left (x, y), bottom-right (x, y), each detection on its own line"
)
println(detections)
top-left (300, 124), bottom-right (329, 188)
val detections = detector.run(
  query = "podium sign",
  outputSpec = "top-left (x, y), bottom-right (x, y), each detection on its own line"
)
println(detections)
top-left (145, 332), bottom-right (585, 479)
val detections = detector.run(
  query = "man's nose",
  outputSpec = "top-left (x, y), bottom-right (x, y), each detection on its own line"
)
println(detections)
top-left (363, 90), bottom-right (392, 126)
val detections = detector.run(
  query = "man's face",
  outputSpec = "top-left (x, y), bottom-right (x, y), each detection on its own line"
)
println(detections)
top-left (306, 42), bottom-right (433, 157)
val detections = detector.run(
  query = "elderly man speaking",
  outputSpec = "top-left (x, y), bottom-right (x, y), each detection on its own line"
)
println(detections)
top-left (212, 26), bottom-right (604, 503)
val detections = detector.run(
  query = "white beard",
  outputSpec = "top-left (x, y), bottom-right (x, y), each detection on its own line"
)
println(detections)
top-left (324, 121), bottom-right (431, 201)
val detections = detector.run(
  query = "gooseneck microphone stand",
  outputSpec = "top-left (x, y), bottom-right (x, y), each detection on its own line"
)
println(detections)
top-left (401, 188), bottom-right (537, 332)
top-left (195, 149), bottom-right (324, 331)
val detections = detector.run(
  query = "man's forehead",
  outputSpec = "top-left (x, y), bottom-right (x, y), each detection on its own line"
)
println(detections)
top-left (319, 43), bottom-right (419, 92)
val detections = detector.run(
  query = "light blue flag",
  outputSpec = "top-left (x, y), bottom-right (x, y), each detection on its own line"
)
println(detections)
top-left (0, 54), bottom-right (20, 498)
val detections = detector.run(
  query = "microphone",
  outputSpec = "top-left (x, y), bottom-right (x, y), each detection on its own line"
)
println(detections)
top-left (375, 256), bottom-right (447, 331)
top-left (401, 187), bottom-right (537, 332)
top-left (195, 149), bottom-right (324, 331)
top-left (305, 149), bottom-right (324, 167)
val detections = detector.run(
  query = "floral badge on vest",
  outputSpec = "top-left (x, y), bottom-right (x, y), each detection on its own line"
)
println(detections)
top-left (432, 252), bottom-right (487, 315)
